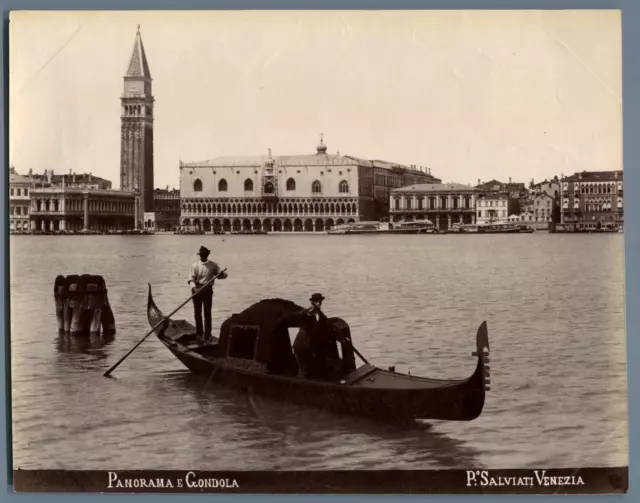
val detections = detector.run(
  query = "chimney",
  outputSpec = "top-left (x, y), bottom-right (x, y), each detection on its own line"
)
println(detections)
top-left (9, 166), bottom-right (15, 174)
top-left (509, 177), bottom-right (512, 184)
top-left (89, 172), bottom-right (92, 182)
top-left (28, 168), bottom-right (32, 176)
top-left (73, 172), bottom-right (76, 183)
top-left (46, 169), bottom-right (52, 183)
top-left (477, 179), bottom-right (481, 186)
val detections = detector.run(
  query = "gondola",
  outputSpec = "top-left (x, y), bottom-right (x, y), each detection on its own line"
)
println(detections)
top-left (147, 286), bottom-right (491, 423)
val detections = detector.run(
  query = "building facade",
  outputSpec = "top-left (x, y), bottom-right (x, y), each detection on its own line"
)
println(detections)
top-left (179, 139), bottom-right (439, 232)
top-left (9, 167), bottom-right (31, 233)
top-left (476, 193), bottom-right (520, 225)
top-left (531, 193), bottom-right (557, 223)
top-left (560, 170), bottom-right (623, 230)
top-left (30, 187), bottom-right (136, 232)
top-left (147, 188), bottom-right (180, 231)
top-left (389, 183), bottom-right (478, 230)
top-left (476, 178), bottom-right (527, 197)
top-left (530, 178), bottom-right (560, 199)
top-left (30, 169), bottom-right (112, 190)
top-left (120, 26), bottom-right (154, 227)
top-left (362, 159), bottom-right (440, 220)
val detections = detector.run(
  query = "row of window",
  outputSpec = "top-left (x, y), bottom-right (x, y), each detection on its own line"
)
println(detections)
top-left (182, 201), bottom-right (358, 215)
top-left (478, 200), bottom-right (507, 207)
top-left (123, 105), bottom-right (150, 116)
top-left (478, 210), bottom-right (507, 218)
top-left (10, 205), bottom-right (29, 215)
top-left (563, 183), bottom-right (622, 194)
top-left (33, 200), bottom-right (133, 212)
top-left (563, 200), bottom-right (623, 209)
top-left (10, 188), bottom-right (28, 197)
top-left (394, 196), bottom-right (473, 210)
top-left (193, 178), bottom-right (350, 194)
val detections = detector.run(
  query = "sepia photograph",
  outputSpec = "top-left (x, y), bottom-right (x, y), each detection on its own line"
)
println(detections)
top-left (8, 9), bottom-right (627, 493)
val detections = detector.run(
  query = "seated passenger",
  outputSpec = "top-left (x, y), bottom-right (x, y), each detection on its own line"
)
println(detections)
top-left (293, 293), bottom-right (354, 380)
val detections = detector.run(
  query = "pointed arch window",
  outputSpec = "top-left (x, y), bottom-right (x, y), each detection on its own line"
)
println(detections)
top-left (244, 178), bottom-right (254, 191)
top-left (339, 180), bottom-right (349, 193)
top-left (218, 179), bottom-right (228, 192)
top-left (312, 180), bottom-right (322, 194)
top-left (286, 178), bottom-right (296, 191)
top-left (193, 179), bottom-right (203, 192)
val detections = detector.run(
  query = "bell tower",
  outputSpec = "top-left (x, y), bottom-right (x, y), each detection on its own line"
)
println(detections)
top-left (120, 25), bottom-right (154, 227)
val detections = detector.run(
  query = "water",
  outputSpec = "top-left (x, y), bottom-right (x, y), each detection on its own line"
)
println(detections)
top-left (10, 234), bottom-right (628, 470)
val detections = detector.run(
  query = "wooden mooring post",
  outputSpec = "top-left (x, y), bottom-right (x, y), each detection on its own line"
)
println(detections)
top-left (54, 274), bottom-right (116, 337)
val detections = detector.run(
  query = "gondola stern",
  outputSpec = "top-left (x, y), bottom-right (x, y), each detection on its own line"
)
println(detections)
top-left (476, 321), bottom-right (489, 353)
top-left (471, 321), bottom-right (491, 395)
top-left (146, 283), bottom-right (165, 329)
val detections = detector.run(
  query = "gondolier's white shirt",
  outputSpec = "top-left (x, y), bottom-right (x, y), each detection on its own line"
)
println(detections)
top-left (189, 259), bottom-right (226, 288)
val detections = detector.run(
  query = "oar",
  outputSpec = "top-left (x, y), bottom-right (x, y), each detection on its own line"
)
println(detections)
top-left (315, 307), bottom-right (370, 365)
top-left (103, 268), bottom-right (228, 378)
top-left (349, 343), bottom-right (370, 365)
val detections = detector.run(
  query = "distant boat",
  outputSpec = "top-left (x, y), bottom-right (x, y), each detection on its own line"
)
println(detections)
top-left (230, 230), bottom-right (269, 236)
top-left (553, 222), bottom-right (622, 234)
top-left (326, 219), bottom-right (434, 235)
top-left (456, 222), bottom-right (533, 234)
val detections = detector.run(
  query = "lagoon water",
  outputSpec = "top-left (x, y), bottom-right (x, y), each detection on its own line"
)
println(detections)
top-left (10, 233), bottom-right (627, 470)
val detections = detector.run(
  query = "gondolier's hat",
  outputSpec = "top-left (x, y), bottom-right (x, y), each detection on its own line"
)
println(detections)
top-left (310, 293), bottom-right (325, 302)
top-left (197, 246), bottom-right (210, 257)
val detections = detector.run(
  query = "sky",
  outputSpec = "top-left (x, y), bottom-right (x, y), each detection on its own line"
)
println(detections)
top-left (9, 10), bottom-right (622, 190)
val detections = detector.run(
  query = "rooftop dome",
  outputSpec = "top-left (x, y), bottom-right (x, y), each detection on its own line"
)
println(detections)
top-left (316, 134), bottom-right (327, 154)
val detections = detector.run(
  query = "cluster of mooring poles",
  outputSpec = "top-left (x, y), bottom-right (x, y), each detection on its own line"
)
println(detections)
top-left (54, 275), bottom-right (116, 336)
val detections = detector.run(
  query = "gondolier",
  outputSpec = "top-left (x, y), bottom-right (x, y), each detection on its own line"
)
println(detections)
top-left (188, 246), bottom-right (228, 340)
top-left (293, 293), bottom-right (355, 380)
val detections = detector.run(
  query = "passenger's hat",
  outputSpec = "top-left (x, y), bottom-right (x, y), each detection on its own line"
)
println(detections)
top-left (310, 293), bottom-right (325, 302)
top-left (197, 246), bottom-right (210, 256)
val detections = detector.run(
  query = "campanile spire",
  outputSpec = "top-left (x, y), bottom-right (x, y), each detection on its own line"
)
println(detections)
top-left (120, 26), bottom-right (154, 227)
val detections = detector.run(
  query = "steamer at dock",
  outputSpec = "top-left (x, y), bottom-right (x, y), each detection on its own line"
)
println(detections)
top-left (327, 218), bottom-right (434, 235)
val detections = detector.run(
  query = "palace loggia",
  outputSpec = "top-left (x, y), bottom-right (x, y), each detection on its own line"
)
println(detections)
top-left (179, 138), bottom-right (439, 233)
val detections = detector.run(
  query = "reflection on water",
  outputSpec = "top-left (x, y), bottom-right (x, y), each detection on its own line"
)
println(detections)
top-left (164, 371), bottom-right (481, 470)
top-left (10, 234), bottom-right (628, 470)
top-left (55, 333), bottom-right (116, 354)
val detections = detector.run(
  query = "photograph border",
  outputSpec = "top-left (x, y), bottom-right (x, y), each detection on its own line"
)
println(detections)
top-left (1, 0), bottom-right (637, 500)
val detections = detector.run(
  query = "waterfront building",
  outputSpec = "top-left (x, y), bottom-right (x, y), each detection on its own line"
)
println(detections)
top-left (389, 183), bottom-right (478, 230)
top-left (560, 170), bottom-right (623, 230)
top-left (120, 26), bottom-right (154, 228)
top-left (530, 178), bottom-right (560, 199)
top-left (179, 138), bottom-right (439, 232)
top-left (30, 186), bottom-right (136, 232)
top-left (476, 193), bottom-right (520, 225)
top-left (476, 178), bottom-right (527, 198)
top-left (364, 160), bottom-right (440, 219)
top-left (531, 193), bottom-right (557, 223)
top-left (9, 167), bottom-right (31, 233)
top-left (30, 168), bottom-right (112, 190)
top-left (145, 188), bottom-right (180, 231)
top-left (27, 169), bottom-right (135, 232)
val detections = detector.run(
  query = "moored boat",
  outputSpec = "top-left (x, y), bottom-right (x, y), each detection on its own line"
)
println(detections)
top-left (230, 229), bottom-right (269, 235)
top-left (455, 222), bottom-right (533, 234)
top-left (147, 286), bottom-right (490, 423)
top-left (326, 219), bottom-right (434, 235)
